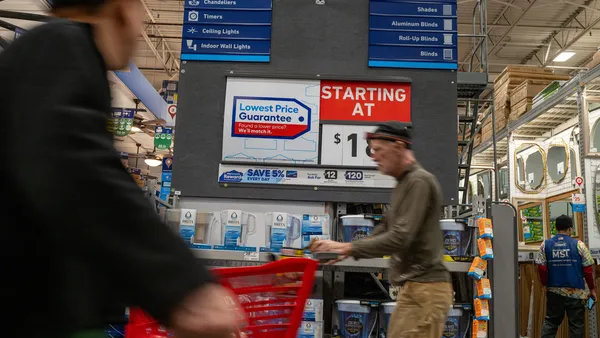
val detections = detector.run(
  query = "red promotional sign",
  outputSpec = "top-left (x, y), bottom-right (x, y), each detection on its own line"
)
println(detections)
top-left (319, 80), bottom-right (411, 122)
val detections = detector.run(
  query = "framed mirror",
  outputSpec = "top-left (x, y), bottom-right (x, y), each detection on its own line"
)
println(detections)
top-left (594, 165), bottom-right (600, 232)
top-left (547, 138), bottom-right (569, 183)
top-left (582, 97), bottom-right (600, 157)
top-left (514, 143), bottom-right (547, 193)
top-left (498, 166), bottom-right (509, 199)
top-left (516, 200), bottom-right (545, 244)
top-left (477, 170), bottom-right (492, 200)
top-left (570, 148), bottom-right (578, 181)
top-left (545, 191), bottom-right (583, 239)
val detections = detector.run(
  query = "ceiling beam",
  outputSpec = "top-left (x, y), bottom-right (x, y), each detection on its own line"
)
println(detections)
top-left (458, 22), bottom-right (600, 31)
top-left (139, 0), bottom-right (180, 77)
top-left (460, 0), bottom-right (518, 71)
top-left (520, 0), bottom-right (595, 64)
top-left (487, 0), bottom-right (539, 57)
top-left (542, 15), bottom-right (600, 66)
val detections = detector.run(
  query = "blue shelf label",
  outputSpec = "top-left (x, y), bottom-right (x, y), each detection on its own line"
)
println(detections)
top-left (184, 9), bottom-right (272, 25)
top-left (369, 45), bottom-right (457, 62)
top-left (184, 0), bottom-right (272, 10)
top-left (370, 1), bottom-right (457, 17)
top-left (370, 16), bottom-right (456, 31)
top-left (182, 39), bottom-right (271, 54)
top-left (183, 25), bottom-right (271, 39)
top-left (370, 31), bottom-right (456, 47)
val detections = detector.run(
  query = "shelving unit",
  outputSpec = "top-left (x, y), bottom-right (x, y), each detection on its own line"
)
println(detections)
top-left (192, 249), bottom-right (473, 272)
top-left (468, 64), bottom-right (600, 337)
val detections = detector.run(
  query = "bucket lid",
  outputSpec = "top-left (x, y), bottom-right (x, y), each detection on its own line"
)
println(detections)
top-left (335, 300), bottom-right (362, 304)
top-left (440, 219), bottom-right (465, 231)
top-left (340, 215), bottom-right (366, 219)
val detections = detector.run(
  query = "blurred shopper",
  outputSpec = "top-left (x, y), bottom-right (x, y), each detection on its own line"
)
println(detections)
top-left (536, 215), bottom-right (596, 338)
top-left (312, 122), bottom-right (452, 338)
top-left (0, 1), bottom-right (240, 337)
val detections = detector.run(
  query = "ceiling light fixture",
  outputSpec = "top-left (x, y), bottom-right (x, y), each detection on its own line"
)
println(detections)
top-left (144, 158), bottom-right (162, 167)
top-left (553, 51), bottom-right (576, 62)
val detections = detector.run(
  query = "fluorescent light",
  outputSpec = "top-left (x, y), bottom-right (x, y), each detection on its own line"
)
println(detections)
top-left (131, 126), bottom-right (142, 133)
top-left (144, 158), bottom-right (162, 167)
top-left (553, 52), bottom-right (575, 62)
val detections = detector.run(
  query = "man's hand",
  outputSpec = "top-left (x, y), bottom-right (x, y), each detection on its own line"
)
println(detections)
top-left (591, 289), bottom-right (597, 300)
top-left (171, 284), bottom-right (245, 338)
top-left (311, 240), bottom-right (351, 255)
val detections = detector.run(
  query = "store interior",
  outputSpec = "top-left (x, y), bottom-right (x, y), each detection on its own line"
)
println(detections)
top-left (2, 0), bottom-right (600, 337)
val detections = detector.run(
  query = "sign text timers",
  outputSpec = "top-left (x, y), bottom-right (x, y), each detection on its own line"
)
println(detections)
top-left (368, 0), bottom-right (458, 70)
top-left (181, 0), bottom-right (272, 62)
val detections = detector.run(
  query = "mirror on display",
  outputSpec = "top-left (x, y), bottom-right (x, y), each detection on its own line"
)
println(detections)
top-left (586, 104), bottom-right (600, 155)
top-left (517, 200), bottom-right (544, 244)
top-left (569, 127), bottom-right (579, 181)
top-left (547, 138), bottom-right (569, 183)
top-left (570, 148), bottom-right (578, 181)
top-left (498, 167), bottom-right (509, 199)
top-left (547, 198), bottom-right (578, 237)
top-left (515, 143), bottom-right (547, 193)
top-left (477, 170), bottom-right (492, 200)
top-left (595, 165), bottom-right (600, 230)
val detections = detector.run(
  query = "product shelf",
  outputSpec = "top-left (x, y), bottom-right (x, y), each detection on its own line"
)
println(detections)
top-left (471, 63), bottom-right (600, 165)
top-left (192, 249), bottom-right (472, 272)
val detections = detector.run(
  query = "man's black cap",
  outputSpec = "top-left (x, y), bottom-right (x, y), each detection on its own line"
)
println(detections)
top-left (49, 0), bottom-right (107, 9)
top-left (366, 121), bottom-right (412, 149)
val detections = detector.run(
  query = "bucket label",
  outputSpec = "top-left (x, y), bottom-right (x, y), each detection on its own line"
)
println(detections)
top-left (444, 231), bottom-right (461, 255)
top-left (352, 228), bottom-right (370, 241)
top-left (344, 314), bottom-right (364, 336)
top-left (224, 209), bottom-right (242, 247)
top-left (443, 317), bottom-right (459, 338)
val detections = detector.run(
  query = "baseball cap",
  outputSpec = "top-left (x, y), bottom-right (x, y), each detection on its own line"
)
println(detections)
top-left (48, 0), bottom-right (107, 9)
top-left (366, 121), bottom-right (412, 149)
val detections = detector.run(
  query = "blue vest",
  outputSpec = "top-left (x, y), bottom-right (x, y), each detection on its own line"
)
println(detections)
top-left (544, 235), bottom-right (585, 289)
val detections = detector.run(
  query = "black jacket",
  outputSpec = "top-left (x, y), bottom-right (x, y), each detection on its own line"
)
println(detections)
top-left (0, 20), bottom-right (213, 336)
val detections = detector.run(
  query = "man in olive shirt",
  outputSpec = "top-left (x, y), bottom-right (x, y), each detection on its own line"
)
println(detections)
top-left (312, 122), bottom-right (452, 338)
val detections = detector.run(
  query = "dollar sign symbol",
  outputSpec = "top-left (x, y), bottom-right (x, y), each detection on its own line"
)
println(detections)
top-left (334, 133), bottom-right (341, 144)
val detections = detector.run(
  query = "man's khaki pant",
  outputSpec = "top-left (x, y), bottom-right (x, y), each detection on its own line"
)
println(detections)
top-left (387, 281), bottom-right (454, 338)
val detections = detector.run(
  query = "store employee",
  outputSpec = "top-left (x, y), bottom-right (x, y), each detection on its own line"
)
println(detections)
top-left (536, 215), bottom-right (596, 338)
top-left (312, 122), bottom-right (453, 338)
top-left (0, 1), bottom-right (240, 338)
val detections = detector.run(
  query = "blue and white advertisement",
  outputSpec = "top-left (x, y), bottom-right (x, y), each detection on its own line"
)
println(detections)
top-left (221, 77), bottom-right (321, 165)
top-left (218, 164), bottom-right (396, 188)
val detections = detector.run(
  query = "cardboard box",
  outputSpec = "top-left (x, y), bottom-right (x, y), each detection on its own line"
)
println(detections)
top-left (511, 98), bottom-right (533, 118)
top-left (510, 80), bottom-right (551, 106)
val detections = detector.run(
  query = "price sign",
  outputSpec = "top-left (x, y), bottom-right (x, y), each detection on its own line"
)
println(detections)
top-left (572, 193), bottom-right (586, 213)
top-left (243, 251), bottom-right (260, 261)
top-left (320, 124), bottom-right (377, 167)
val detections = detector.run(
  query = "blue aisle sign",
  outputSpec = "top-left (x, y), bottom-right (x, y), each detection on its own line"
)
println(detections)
top-left (181, 0), bottom-right (272, 63)
top-left (369, 0), bottom-right (458, 70)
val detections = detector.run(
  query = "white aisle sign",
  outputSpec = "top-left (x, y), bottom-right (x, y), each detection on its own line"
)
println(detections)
top-left (321, 125), bottom-right (377, 167)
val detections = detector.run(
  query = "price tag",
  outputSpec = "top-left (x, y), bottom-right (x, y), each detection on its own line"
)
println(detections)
top-left (320, 124), bottom-right (377, 167)
top-left (243, 251), bottom-right (259, 261)
top-left (572, 193), bottom-right (586, 212)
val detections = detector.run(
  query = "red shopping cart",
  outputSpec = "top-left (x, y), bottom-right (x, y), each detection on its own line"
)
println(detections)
top-left (126, 257), bottom-right (318, 338)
